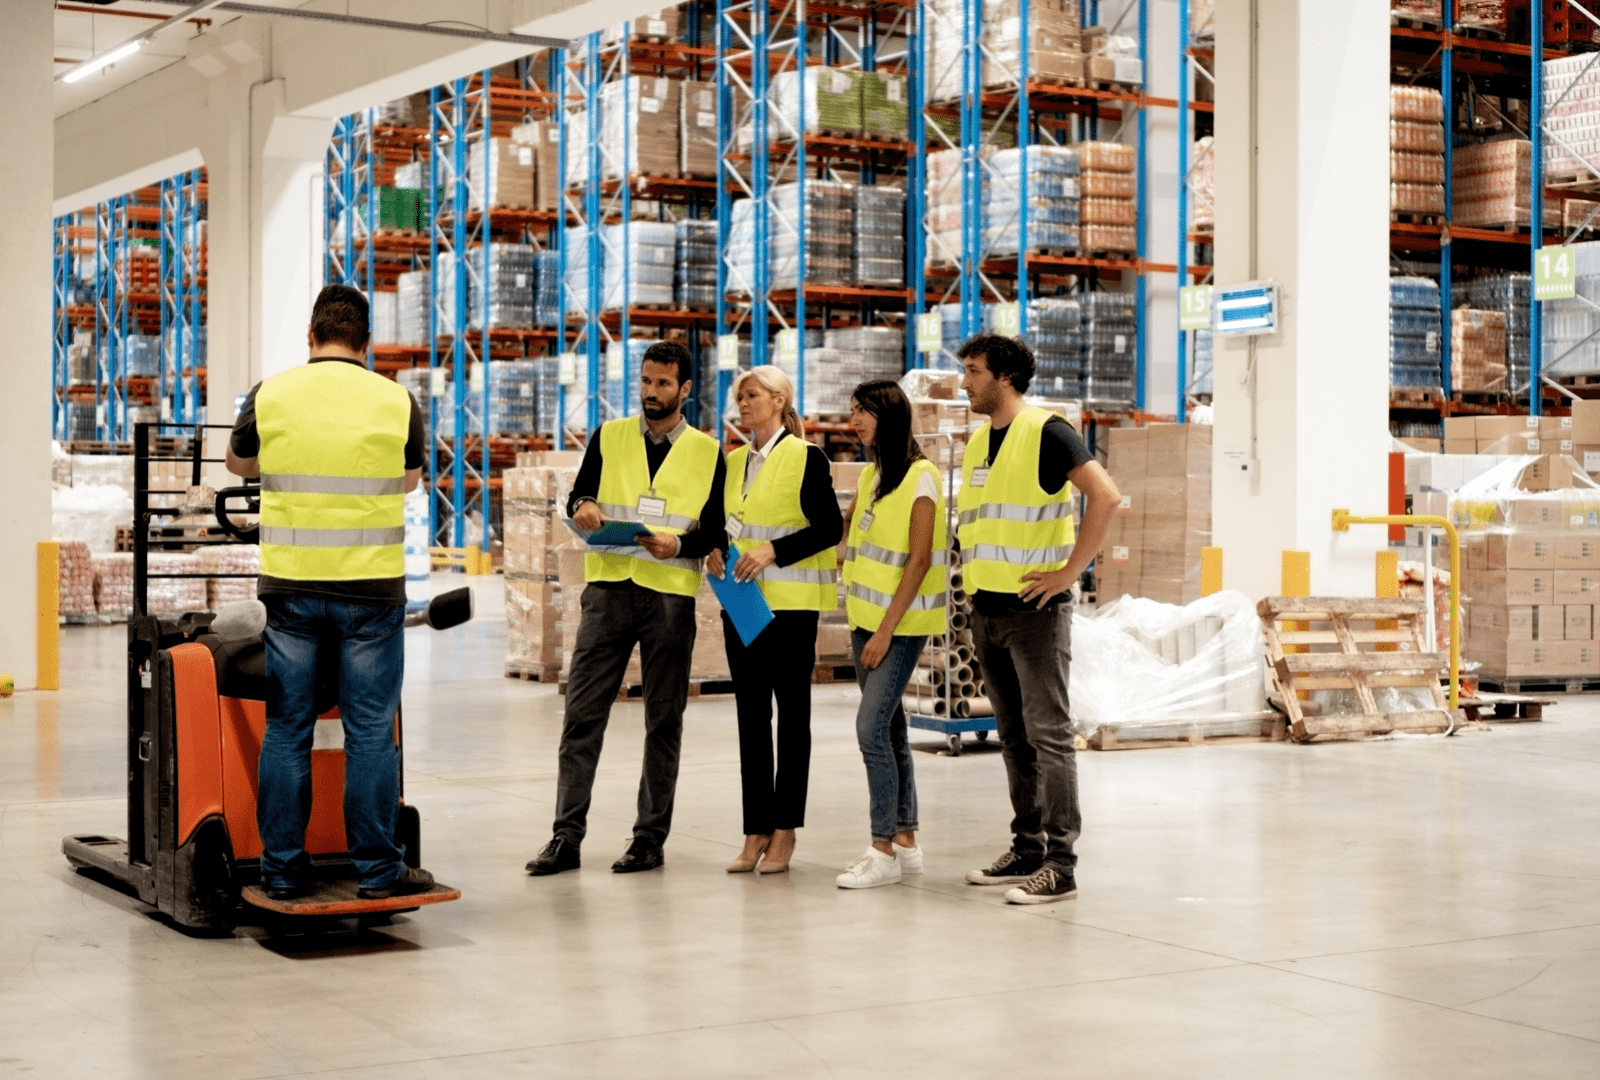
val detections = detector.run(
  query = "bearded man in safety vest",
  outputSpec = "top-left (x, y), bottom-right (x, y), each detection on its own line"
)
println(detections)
top-left (955, 334), bottom-right (1121, 905)
top-left (226, 284), bottom-right (435, 902)
top-left (526, 340), bottom-right (726, 877)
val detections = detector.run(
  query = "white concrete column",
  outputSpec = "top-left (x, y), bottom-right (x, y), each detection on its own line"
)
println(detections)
top-left (0, 2), bottom-right (56, 689)
top-left (1210, 0), bottom-right (1391, 599)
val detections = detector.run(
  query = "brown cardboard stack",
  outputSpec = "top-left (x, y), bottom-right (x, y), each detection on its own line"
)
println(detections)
top-left (603, 7), bottom-right (682, 42)
top-left (601, 77), bottom-right (681, 180)
top-left (1450, 308), bottom-right (1509, 393)
top-left (510, 121), bottom-right (562, 211)
top-left (680, 80), bottom-right (718, 179)
top-left (1099, 424), bottom-right (1212, 605)
top-left (1453, 141), bottom-right (1557, 229)
top-left (983, 0), bottom-right (1083, 87)
top-left (1390, 86), bottom-right (1445, 216)
top-left (1443, 414), bottom-right (1573, 455)
top-left (1079, 141), bottom-right (1138, 254)
top-left (503, 465), bottom-right (566, 673)
top-left (58, 539), bottom-right (95, 623)
top-left (468, 138), bottom-right (536, 209)
top-left (1459, 461), bottom-right (1600, 676)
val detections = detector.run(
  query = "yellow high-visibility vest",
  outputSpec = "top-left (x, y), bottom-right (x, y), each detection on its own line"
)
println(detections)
top-left (725, 435), bottom-right (839, 611)
top-left (956, 406), bottom-right (1075, 594)
top-left (585, 417), bottom-right (720, 597)
top-left (256, 361), bottom-right (411, 581)
top-left (843, 459), bottom-right (948, 635)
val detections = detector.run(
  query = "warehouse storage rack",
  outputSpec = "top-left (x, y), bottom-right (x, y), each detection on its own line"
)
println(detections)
top-left (1386, 1), bottom-right (1599, 431)
top-left (50, 170), bottom-right (207, 444)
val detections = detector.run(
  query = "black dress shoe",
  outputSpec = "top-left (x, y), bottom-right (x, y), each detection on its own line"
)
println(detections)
top-left (358, 867), bottom-right (436, 900)
top-left (611, 839), bottom-right (664, 873)
top-left (262, 882), bottom-right (313, 902)
top-left (526, 837), bottom-right (581, 876)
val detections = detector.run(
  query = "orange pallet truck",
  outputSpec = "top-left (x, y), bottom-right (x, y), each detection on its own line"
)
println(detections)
top-left (64, 422), bottom-right (467, 929)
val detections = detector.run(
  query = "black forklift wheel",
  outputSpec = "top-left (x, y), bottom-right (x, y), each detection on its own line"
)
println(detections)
top-left (976, 730), bottom-right (990, 742)
top-left (946, 734), bottom-right (962, 756)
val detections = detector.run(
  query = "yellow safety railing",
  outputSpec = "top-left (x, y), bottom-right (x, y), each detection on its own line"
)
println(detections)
top-left (1331, 509), bottom-right (1460, 710)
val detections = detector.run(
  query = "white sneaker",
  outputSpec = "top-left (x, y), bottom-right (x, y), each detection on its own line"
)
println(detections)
top-left (893, 842), bottom-right (923, 874)
top-left (836, 847), bottom-right (902, 889)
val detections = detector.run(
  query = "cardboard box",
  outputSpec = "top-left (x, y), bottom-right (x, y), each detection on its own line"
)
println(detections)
top-left (1468, 603), bottom-right (1533, 640)
top-left (1444, 439), bottom-right (1477, 455)
top-left (1397, 437), bottom-right (1443, 454)
top-left (1536, 604), bottom-right (1566, 640)
top-left (1144, 423), bottom-right (1212, 478)
top-left (1483, 532), bottom-right (1556, 569)
top-left (1555, 569), bottom-right (1600, 604)
top-left (1567, 604), bottom-right (1594, 641)
top-left (1476, 415), bottom-right (1536, 444)
top-left (1443, 416), bottom-right (1478, 444)
top-left (1466, 569), bottom-right (1553, 605)
top-left (1541, 415), bottom-right (1575, 440)
top-left (1105, 426), bottom-right (1148, 478)
top-left (1550, 639), bottom-right (1600, 673)
top-left (1520, 454), bottom-right (1580, 492)
top-left (1552, 535), bottom-right (1600, 569)
top-left (1571, 398), bottom-right (1600, 444)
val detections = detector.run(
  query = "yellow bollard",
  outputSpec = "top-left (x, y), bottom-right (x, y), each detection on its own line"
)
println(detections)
top-left (1282, 551), bottom-right (1311, 700)
top-left (1375, 550), bottom-right (1399, 653)
top-left (37, 541), bottom-right (60, 692)
top-left (0, 674), bottom-right (14, 697)
top-left (1200, 547), bottom-right (1223, 596)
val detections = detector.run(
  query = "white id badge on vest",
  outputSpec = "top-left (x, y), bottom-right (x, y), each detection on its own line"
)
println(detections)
top-left (726, 516), bottom-right (745, 541)
top-left (637, 495), bottom-right (668, 520)
top-left (859, 511), bottom-right (875, 533)
top-left (970, 467), bottom-right (990, 488)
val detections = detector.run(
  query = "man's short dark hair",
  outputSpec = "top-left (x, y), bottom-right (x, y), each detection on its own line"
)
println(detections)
top-left (956, 333), bottom-right (1034, 394)
top-left (310, 284), bottom-right (370, 351)
top-left (641, 339), bottom-right (693, 386)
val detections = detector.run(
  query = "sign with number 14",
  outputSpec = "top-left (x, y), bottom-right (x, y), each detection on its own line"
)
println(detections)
top-left (1536, 246), bottom-right (1576, 301)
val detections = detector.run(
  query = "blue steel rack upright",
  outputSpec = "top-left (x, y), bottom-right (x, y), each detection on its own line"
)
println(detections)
top-left (50, 211), bottom-right (76, 441)
top-left (158, 169), bottom-right (205, 431)
top-left (323, 110), bottom-right (378, 370)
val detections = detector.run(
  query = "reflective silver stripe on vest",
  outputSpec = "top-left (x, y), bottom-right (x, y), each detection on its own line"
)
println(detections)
top-left (966, 542), bottom-right (1072, 566)
top-left (845, 542), bottom-right (951, 569)
top-left (957, 501), bottom-right (1074, 527)
top-left (588, 544), bottom-right (701, 572)
top-left (846, 582), bottom-right (947, 611)
top-left (261, 473), bottom-right (406, 497)
top-left (596, 502), bottom-right (700, 532)
top-left (259, 525), bottom-right (406, 548)
top-left (759, 565), bottom-right (839, 585)
top-left (740, 523), bottom-right (800, 541)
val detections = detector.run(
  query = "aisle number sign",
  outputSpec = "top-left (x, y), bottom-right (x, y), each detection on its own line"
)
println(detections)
top-left (1179, 284), bottom-right (1213, 331)
top-left (916, 311), bottom-right (941, 352)
top-left (775, 327), bottom-right (799, 366)
top-left (717, 334), bottom-right (739, 372)
top-left (1536, 246), bottom-right (1576, 301)
top-left (557, 352), bottom-right (577, 386)
top-left (992, 302), bottom-right (1021, 337)
top-left (606, 351), bottom-right (624, 380)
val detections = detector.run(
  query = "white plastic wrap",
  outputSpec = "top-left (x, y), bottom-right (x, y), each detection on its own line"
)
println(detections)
top-left (52, 483), bottom-right (133, 554)
top-left (1069, 590), bottom-right (1267, 739)
top-left (1450, 454), bottom-right (1600, 533)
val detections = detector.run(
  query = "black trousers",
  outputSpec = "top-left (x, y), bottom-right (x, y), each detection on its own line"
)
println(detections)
top-left (554, 580), bottom-right (696, 848)
top-left (722, 609), bottom-right (818, 835)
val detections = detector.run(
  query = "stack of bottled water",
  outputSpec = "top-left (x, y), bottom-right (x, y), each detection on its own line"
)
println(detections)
top-left (467, 243), bottom-right (536, 330)
top-left (533, 250), bottom-right (561, 327)
top-left (983, 145), bottom-right (1082, 257)
top-left (1024, 297), bottom-right (1085, 400)
top-left (601, 222), bottom-right (676, 309)
top-left (675, 220), bottom-right (718, 308)
top-left (854, 186), bottom-right (906, 287)
top-left (1460, 273), bottom-right (1529, 395)
top-left (1388, 275), bottom-right (1442, 391)
top-left (1082, 292), bottom-right (1138, 405)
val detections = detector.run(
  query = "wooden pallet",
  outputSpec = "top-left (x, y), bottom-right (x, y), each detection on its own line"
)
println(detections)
top-left (1474, 674), bottom-right (1600, 695)
top-left (812, 659), bottom-right (858, 684)
top-left (1391, 212), bottom-right (1443, 225)
top-left (505, 661), bottom-right (561, 683)
top-left (1459, 691), bottom-right (1550, 723)
top-left (1390, 387), bottom-right (1445, 406)
top-left (1259, 596), bottom-right (1458, 742)
top-left (1547, 171), bottom-right (1600, 194)
top-left (1088, 713), bottom-right (1286, 751)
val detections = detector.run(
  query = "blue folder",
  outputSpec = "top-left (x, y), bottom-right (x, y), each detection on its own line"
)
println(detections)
top-left (709, 542), bottom-right (775, 647)
top-left (566, 519), bottom-right (654, 547)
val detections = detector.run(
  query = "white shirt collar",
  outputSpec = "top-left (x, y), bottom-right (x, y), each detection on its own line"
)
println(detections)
top-left (752, 427), bottom-right (787, 459)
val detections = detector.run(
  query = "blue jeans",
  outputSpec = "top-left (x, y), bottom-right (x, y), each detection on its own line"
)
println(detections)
top-left (260, 595), bottom-right (407, 890)
top-left (850, 628), bottom-right (926, 843)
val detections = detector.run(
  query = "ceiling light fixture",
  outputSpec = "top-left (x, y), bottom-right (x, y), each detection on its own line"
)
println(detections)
top-left (56, 0), bottom-right (229, 85)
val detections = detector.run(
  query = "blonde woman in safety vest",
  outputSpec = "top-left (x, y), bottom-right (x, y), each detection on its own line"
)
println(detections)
top-left (710, 366), bottom-right (842, 875)
top-left (835, 380), bottom-right (947, 889)
top-left (526, 341), bottom-right (727, 878)
top-left (955, 334), bottom-right (1120, 905)
top-left (225, 285), bottom-right (436, 902)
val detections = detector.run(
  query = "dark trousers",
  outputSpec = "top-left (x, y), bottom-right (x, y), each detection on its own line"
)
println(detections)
top-left (259, 596), bottom-right (406, 890)
top-left (971, 603), bottom-right (1081, 871)
top-left (553, 580), bottom-right (696, 848)
top-left (722, 610), bottom-right (818, 835)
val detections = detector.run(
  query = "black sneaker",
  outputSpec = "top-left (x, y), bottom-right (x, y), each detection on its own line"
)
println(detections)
top-left (526, 837), bottom-right (581, 876)
top-left (358, 867), bottom-right (436, 900)
top-left (965, 850), bottom-right (1043, 886)
top-left (262, 881), bottom-right (313, 902)
top-left (1003, 866), bottom-right (1078, 905)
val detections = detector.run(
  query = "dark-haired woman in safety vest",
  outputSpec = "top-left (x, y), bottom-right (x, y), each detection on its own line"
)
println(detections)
top-left (710, 365), bottom-right (842, 876)
top-left (835, 380), bottom-right (947, 890)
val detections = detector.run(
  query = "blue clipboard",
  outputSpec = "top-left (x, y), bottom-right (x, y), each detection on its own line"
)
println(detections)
top-left (709, 542), bottom-right (775, 647)
top-left (567, 519), bottom-right (654, 547)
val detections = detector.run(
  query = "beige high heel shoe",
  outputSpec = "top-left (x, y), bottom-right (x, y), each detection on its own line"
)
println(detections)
top-left (727, 835), bottom-right (771, 873)
top-left (757, 829), bottom-right (795, 875)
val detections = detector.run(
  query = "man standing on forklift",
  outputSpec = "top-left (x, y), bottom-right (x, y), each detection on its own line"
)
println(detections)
top-left (226, 284), bottom-right (436, 902)
top-left (525, 340), bottom-right (726, 877)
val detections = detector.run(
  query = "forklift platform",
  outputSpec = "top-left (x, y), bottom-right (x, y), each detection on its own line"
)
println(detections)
top-left (241, 880), bottom-right (461, 916)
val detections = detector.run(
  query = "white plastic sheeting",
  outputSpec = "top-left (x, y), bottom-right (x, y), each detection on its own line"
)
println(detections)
top-left (1069, 590), bottom-right (1268, 739)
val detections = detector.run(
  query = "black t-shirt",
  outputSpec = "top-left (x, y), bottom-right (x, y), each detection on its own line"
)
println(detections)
top-left (971, 415), bottom-right (1095, 617)
top-left (230, 356), bottom-right (427, 607)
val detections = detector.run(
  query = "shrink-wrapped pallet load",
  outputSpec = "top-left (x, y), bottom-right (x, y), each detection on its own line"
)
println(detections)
top-left (600, 77), bottom-right (681, 180)
top-left (1390, 86), bottom-right (1445, 216)
top-left (1099, 424), bottom-right (1213, 606)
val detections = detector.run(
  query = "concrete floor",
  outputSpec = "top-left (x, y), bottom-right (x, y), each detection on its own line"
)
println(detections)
top-left (1, 579), bottom-right (1597, 1079)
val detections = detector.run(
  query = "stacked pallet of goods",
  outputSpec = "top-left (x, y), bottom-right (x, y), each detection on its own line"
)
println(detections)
top-left (1389, 86), bottom-right (1445, 219)
top-left (1100, 424), bottom-right (1213, 605)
